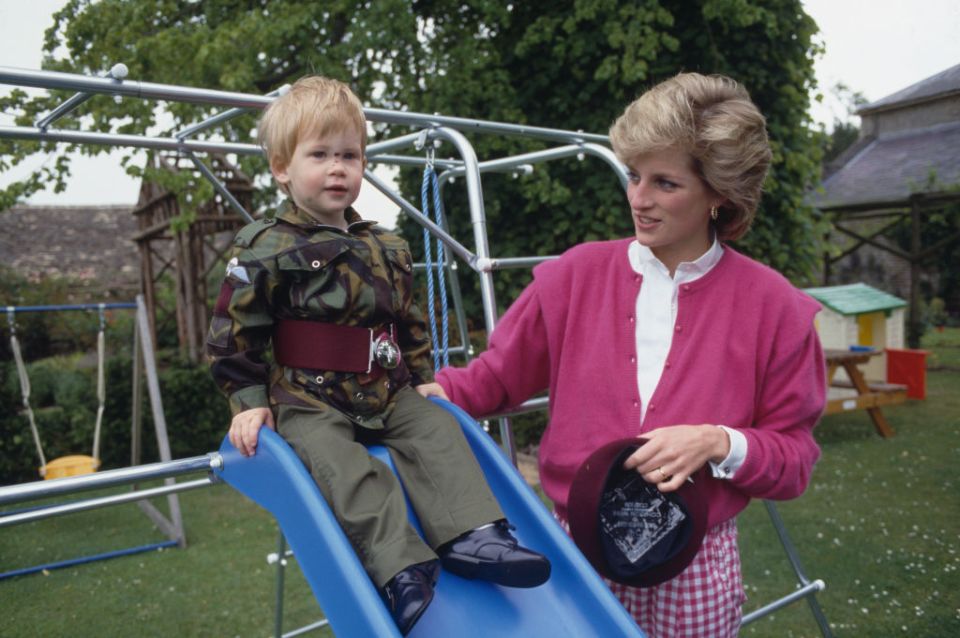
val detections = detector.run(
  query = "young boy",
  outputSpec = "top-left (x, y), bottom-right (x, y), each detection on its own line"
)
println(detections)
top-left (206, 76), bottom-right (549, 635)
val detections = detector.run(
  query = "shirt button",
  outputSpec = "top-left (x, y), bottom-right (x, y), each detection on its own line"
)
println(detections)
top-left (664, 361), bottom-right (671, 369)
top-left (354, 392), bottom-right (364, 400)
top-left (629, 355), bottom-right (636, 363)
top-left (633, 400), bottom-right (639, 408)
top-left (634, 275), bottom-right (641, 283)
top-left (314, 376), bottom-right (324, 385)
top-left (649, 403), bottom-right (656, 411)
top-left (675, 325), bottom-right (683, 332)
top-left (311, 260), bottom-right (322, 268)
top-left (628, 315), bottom-right (635, 323)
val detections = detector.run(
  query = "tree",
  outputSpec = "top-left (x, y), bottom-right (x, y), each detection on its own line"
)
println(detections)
top-left (2, 0), bottom-right (827, 315)
top-left (820, 82), bottom-right (868, 165)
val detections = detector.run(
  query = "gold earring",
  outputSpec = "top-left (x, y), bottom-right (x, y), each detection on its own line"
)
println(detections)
top-left (710, 206), bottom-right (719, 221)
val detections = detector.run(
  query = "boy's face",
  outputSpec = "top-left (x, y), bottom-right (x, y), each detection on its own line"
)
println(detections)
top-left (271, 127), bottom-right (366, 228)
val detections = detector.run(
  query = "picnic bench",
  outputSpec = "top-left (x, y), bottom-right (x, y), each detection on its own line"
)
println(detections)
top-left (824, 348), bottom-right (907, 437)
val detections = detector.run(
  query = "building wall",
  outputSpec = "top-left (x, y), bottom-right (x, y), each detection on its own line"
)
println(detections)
top-left (861, 96), bottom-right (960, 137)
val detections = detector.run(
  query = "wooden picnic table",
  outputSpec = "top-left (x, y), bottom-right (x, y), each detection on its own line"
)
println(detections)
top-left (824, 348), bottom-right (907, 437)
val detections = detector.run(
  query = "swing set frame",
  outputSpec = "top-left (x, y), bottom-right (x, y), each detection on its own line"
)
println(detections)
top-left (1, 297), bottom-right (186, 580)
top-left (0, 64), bottom-right (831, 636)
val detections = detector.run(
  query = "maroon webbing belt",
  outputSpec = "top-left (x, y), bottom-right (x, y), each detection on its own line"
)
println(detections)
top-left (274, 319), bottom-right (384, 372)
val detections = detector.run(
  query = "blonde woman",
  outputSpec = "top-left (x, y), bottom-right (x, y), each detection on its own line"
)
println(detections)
top-left (419, 73), bottom-right (826, 636)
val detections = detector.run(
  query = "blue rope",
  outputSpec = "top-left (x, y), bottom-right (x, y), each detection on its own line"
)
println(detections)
top-left (429, 166), bottom-right (450, 369)
top-left (420, 164), bottom-right (450, 370)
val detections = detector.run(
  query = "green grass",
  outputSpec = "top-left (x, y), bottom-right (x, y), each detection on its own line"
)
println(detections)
top-left (739, 328), bottom-right (960, 637)
top-left (3, 330), bottom-right (960, 637)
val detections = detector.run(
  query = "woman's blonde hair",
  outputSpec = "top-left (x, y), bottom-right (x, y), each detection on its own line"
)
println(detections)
top-left (257, 76), bottom-right (367, 171)
top-left (609, 73), bottom-right (772, 241)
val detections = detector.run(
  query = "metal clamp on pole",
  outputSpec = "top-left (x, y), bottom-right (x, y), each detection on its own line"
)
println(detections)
top-left (35, 63), bottom-right (128, 131)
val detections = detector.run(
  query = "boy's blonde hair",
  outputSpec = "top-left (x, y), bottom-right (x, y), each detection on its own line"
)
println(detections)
top-left (257, 76), bottom-right (367, 171)
top-left (609, 73), bottom-right (772, 241)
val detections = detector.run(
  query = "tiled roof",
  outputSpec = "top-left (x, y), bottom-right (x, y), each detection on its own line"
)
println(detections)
top-left (859, 63), bottom-right (960, 113)
top-left (0, 205), bottom-right (139, 290)
top-left (804, 283), bottom-right (907, 316)
top-left (812, 121), bottom-right (960, 209)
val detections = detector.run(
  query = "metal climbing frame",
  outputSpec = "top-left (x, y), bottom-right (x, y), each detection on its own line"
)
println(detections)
top-left (0, 296), bottom-right (187, 579)
top-left (0, 65), bottom-right (830, 635)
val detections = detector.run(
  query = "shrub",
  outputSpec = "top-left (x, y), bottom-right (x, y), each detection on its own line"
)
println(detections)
top-left (0, 352), bottom-right (230, 484)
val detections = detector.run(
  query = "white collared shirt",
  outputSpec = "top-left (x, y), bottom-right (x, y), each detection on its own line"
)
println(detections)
top-left (627, 239), bottom-right (747, 479)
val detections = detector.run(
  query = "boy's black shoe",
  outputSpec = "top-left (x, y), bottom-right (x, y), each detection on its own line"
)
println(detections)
top-left (382, 559), bottom-right (440, 635)
top-left (438, 520), bottom-right (551, 588)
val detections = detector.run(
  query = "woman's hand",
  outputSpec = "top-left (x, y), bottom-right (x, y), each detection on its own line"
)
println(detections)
top-left (416, 382), bottom-right (450, 401)
top-left (228, 407), bottom-right (276, 457)
top-left (622, 425), bottom-right (730, 492)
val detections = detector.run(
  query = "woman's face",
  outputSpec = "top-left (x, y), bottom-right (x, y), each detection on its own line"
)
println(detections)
top-left (625, 148), bottom-right (723, 274)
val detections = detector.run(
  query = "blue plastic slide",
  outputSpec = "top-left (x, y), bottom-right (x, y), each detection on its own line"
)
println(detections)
top-left (215, 398), bottom-right (644, 637)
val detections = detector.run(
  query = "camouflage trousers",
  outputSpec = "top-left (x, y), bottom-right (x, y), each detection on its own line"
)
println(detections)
top-left (277, 386), bottom-right (503, 587)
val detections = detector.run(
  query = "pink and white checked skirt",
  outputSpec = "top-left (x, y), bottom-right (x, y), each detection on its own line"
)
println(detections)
top-left (556, 513), bottom-right (746, 638)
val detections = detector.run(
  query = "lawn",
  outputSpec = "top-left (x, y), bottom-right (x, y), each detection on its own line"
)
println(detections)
top-left (2, 330), bottom-right (959, 637)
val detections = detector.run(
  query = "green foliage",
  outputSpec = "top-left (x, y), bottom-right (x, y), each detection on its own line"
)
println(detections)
top-left (819, 82), bottom-right (867, 165)
top-left (0, 351), bottom-right (229, 484)
top-left (2, 0), bottom-right (426, 216)
top-left (0, 265), bottom-right (134, 361)
top-left (397, 0), bottom-right (829, 318)
top-left (4, 0), bottom-right (825, 305)
top-left (927, 297), bottom-right (948, 328)
top-left (821, 120), bottom-right (859, 165)
top-left (150, 354), bottom-right (231, 460)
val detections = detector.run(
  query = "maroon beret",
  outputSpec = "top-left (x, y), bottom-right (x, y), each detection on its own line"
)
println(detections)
top-left (567, 438), bottom-right (709, 587)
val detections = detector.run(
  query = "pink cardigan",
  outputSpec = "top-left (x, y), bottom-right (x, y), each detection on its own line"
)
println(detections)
top-left (437, 239), bottom-right (826, 527)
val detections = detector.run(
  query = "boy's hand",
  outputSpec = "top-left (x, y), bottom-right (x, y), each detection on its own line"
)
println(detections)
top-left (228, 407), bottom-right (276, 457)
top-left (416, 382), bottom-right (449, 401)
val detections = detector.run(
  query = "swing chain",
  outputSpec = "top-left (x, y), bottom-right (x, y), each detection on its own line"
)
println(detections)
top-left (6, 307), bottom-right (16, 336)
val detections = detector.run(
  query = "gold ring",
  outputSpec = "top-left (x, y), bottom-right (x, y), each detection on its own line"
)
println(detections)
top-left (657, 466), bottom-right (667, 481)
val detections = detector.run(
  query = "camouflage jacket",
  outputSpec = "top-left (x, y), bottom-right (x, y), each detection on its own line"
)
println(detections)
top-left (206, 205), bottom-right (435, 429)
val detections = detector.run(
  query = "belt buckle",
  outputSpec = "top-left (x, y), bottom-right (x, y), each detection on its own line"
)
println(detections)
top-left (371, 331), bottom-right (400, 370)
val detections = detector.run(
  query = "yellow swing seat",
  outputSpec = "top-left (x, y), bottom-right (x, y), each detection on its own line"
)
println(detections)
top-left (42, 455), bottom-right (101, 480)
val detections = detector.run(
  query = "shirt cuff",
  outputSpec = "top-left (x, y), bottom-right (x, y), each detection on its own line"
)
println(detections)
top-left (228, 385), bottom-right (270, 415)
top-left (708, 425), bottom-right (748, 479)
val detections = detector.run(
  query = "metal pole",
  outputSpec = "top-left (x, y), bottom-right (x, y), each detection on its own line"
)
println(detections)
top-left (0, 124), bottom-right (260, 156)
top-left (186, 150), bottom-right (256, 224)
top-left (365, 154), bottom-right (462, 170)
top-left (751, 500), bottom-right (834, 637)
top-left (0, 454), bottom-right (219, 507)
top-left (437, 144), bottom-right (585, 181)
top-left (35, 63), bottom-right (128, 130)
top-left (363, 167), bottom-right (477, 268)
top-left (1, 66), bottom-right (611, 143)
top-left (740, 580), bottom-right (827, 625)
top-left (366, 131), bottom-right (430, 156)
top-left (484, 256), bottom-right (558, 270)
top-left (6, 302), bottom-right (137, 313)
top-left (176, 85), bottom-right (290, 140)
top-left (423, 127), bottom-right (519, 463)
top-left (273, 531), bottom-right (287, 638)
top-left (0, 478), bottom-right (213, 528)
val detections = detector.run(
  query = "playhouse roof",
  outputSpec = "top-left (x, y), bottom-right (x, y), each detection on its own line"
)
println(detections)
top-left (804, 283), bottom-right (907, 316)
